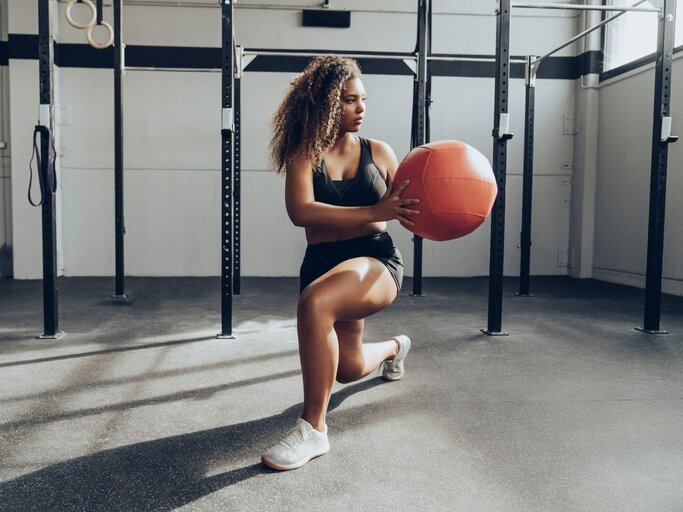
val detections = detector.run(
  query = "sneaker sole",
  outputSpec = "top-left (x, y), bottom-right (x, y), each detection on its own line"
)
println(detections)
top-left (382, 371), bottom-right (403, 382)
top-left (261, 446), bottom-right (330, 471)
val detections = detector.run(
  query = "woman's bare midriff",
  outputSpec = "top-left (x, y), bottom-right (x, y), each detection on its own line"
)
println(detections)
top-left (305, 221), bottom-right (387, 245)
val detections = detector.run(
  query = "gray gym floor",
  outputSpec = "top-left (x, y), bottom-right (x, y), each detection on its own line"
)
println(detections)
top-left (0, 276), bottom-right (681, 512)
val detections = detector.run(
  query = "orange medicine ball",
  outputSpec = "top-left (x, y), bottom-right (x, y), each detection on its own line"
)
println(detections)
top-left (395, 140), bottom-right (497, 242)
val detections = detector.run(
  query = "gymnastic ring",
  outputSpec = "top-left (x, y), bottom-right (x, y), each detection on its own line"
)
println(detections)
top-left (65, 0), bottom-right (97, 29)
top-left (86, 21), bottom-right (114, 50)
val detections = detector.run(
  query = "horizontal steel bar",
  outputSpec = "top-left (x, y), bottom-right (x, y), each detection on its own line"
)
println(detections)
top-left (245, 51), bottom-right (531, 64)
top-left (126, 67), bottom-right (220, 73)
top-left (428, 55), bottom-right (528, 63)
top-left (512, 2), bottom-right (660, 12)
top-left (242, 49), bottom-right (416, 60)
top-left (57, 0), bottom-right (578, 16)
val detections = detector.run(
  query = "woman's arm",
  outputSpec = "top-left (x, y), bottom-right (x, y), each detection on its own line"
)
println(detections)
top-left (284, 149), bottom-right (420, 229)
top-left (284, 153), bottom-right (379, 228)
top-left (369, 140), bottom-right (419, 227)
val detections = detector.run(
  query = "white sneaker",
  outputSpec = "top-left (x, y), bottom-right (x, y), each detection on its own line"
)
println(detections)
top-left (381, 335), bottom-right (411, 381)
top-left (261, 418), bottom-right (330, 471)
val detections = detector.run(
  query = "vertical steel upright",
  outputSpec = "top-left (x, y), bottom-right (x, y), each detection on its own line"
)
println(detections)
top-left (638, 0), bottom-right (678, 334)
top-left (219, 0), bottom-right (235, 338)
top-left (411, 0), bottom-right (429, 297)
top-left (233, 72), bottom-right (241, 296)
top-left (37, 0), bottom-right (61, 339)
top-left (483, 0), bottom-right (513, 336)
top-left (425, 0), bottom-right (432, 146)
top-left (518, 55), bottom-right (536, 297)
top-left (113, 0), bottom-right (126, 298)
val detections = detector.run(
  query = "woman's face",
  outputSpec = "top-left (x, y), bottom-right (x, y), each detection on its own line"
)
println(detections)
top-left (339, 77), bottom-right (366, 134)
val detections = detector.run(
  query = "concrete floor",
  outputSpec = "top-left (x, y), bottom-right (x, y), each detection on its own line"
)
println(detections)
top-left (0, 276), bottom-right (682, 512)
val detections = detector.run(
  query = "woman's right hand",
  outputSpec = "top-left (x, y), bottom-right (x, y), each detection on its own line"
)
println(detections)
top-left (373, 180), bottom-right (421, 227)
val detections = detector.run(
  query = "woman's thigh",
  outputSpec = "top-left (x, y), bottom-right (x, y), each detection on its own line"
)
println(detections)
top-left (298, 256), bottom-right (398, 322)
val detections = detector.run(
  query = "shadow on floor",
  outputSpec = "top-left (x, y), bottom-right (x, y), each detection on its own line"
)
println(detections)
top-left (0, 335), bottom-right (222, 368)
top-left (0, 377), bottom-right (388, 511)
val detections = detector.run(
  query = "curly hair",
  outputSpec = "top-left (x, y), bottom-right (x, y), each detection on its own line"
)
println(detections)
top-left (270, 56), bottom-right (362, 174)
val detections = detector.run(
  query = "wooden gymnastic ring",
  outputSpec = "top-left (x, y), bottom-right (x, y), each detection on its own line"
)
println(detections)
top-left (65, 0), bottom-right (97, 29)
top-left (86, 20), bottom-right (114, 50)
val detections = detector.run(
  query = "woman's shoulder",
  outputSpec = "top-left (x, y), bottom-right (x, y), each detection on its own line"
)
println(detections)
top-left (365, 138), bottom-right (399, 172)
top-left (285, 151), bottom-right (317, 177)
top-left (365, 137), bottom-right (394, 157)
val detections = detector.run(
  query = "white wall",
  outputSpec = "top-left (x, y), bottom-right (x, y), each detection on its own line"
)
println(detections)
top-left (593, 53), bottom-right (683, 296)
top-left (9, 2), bottom-right (44, 279)
top-left (8, 0), bottom-right (581, 279)
top-left (569, 5), bottom-right (602, 280)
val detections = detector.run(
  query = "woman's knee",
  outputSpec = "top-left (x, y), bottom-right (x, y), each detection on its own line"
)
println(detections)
top-left (335, 366), bottom-right (364, 384)
top-left (335, 336), bottom-right (366, 383)
top-left (297, 286), bottom-right (333, 321)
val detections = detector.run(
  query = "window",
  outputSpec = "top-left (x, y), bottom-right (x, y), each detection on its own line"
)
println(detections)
top-left (603, 0), bottom-right (683, 72)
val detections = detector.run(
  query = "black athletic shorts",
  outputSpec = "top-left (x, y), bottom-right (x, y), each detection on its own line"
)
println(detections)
top-left (299, 231), bottom-right (404, 295)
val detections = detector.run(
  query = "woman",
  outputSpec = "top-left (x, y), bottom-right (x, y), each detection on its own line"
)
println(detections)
top-left (261, 56), bottom-right (420, 471)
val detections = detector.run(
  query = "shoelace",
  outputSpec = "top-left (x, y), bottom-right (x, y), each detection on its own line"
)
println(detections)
top-left (281, 425), bottom-right (307, 451)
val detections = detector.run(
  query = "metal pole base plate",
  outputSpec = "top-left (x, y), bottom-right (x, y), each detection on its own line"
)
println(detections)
top-left (37, 331), bottom-right (66, 340)
top-left (216, 333), bottom-right (237, 340)
top-left (634, 327), bottom-right (669, 335)
top-left (481, 329), bottom-right (509, 337)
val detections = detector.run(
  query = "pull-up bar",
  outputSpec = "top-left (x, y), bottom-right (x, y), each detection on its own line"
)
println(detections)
top-left (512, 2), bottom-right (660, 12)
top-left (532, 0), bottom-right (649, 73)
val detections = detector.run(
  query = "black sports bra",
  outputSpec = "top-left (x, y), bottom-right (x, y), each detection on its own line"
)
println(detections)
top-left (312, 137), bottom-right (387, 207)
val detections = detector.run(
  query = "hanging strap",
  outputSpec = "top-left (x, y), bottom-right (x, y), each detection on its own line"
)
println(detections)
top-left (28, 125), bottom-right (58, 207)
